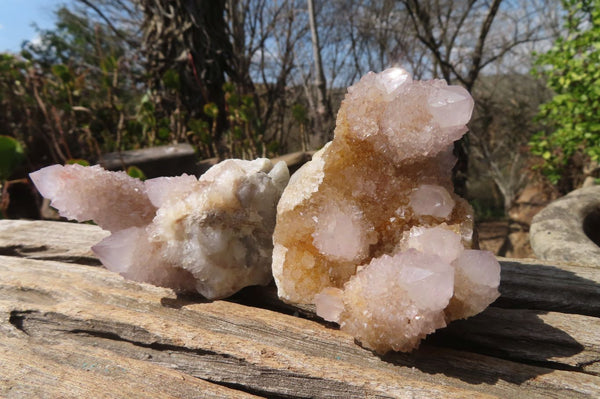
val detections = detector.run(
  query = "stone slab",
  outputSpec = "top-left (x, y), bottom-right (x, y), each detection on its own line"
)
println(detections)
top-left (530, 186), bottom-right (600, 267)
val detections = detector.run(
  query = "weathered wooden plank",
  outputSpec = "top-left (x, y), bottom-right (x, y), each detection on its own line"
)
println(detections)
top-left (0, 256), bottom-right (491, 399)
top-left (3, 220), bottom-right (600, 317)
top-left (0, 336), bottom-right (261, 399)
top-left (3, 219), bottom-right (600, 397)
top-left (433, 307), bottom-right (600, 375)
top-left (228, 285), bottom-right (600, 375)
top-left (0, 220), bottom-right (108, 265)
top-left (497, 257), bottom-right (600, 317)
top-left (1, 255), bottom-right (599, 398)
top-left (100, 143), bottom-right (197, 178)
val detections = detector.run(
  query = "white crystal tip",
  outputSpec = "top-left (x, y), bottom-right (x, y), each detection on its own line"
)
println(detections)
top-left (29, 164), bottom-right (64, 199)
top-left (379, 67), bottom-right (412, 94)
top-left (409, 184), bottom-right (455, 218)
top-left (315, 287), bottom-right (344, 323)
top-left (427, 85), bottom-right (474, 128)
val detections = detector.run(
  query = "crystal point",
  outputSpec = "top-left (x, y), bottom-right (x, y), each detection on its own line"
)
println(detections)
top-left (409, 184), bottom-right (455, 218)
top-left (30, 164), bottom-right (155, 232)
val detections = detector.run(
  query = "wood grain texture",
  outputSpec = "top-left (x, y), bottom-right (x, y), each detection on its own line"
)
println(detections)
top-left (0, 336), bottom-right (260, 399)
top-left (0, 219), bottom-right (108, 265)
top-left (497, 257), bottom-right (600, 317)
top-left (1, 220), bottom-right (600, 398)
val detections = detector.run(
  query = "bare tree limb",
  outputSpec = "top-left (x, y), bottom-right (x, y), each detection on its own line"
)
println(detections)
top-left (467, 0), bottom-right (502, 89)
top-left (77, 0), bottom-right (138, 47)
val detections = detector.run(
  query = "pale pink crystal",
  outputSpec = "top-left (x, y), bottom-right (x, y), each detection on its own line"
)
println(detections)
top-left (333, 250), bottom-right (454, 353)
top-left (274, 67), bottom-right (500, 353)
top-left (314, 287), bottom-right (344, 323)
top-left (311, 198), bottom-right (376, 262)
top-left (144, 174), bottom-right (198, 207)
top-left (92, 227), bottom-right (195, 292)
top-left (405, 225), bottom-right (463, 264)
top-left (30, 164), bottom-right (155, 232)
top-left (409, 184), bottom-right (456, 218)
top-left (446, 250), bottom-right (501, 320)
top-left (31, 159), bottom-right (289, 299)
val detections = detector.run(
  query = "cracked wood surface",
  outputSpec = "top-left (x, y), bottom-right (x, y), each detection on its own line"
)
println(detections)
top-left (1, 219), bottom-right (600, 398)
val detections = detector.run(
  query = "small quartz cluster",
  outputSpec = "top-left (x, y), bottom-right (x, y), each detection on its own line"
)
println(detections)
top-left (272, 68), bottom-right (500, 353)
top-left (30, 159), bottom-right (289, 299)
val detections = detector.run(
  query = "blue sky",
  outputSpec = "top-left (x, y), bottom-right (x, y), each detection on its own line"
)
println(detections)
top-left (0, 1), bottom-right (72, 52)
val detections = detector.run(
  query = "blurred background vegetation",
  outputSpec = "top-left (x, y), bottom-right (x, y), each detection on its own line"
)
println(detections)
top-left (1, 0), bottom-right (599, 252)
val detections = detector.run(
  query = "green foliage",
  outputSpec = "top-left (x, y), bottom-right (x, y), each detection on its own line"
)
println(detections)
top-left (203, 103), bottom-right (219, 119)
top-left (0, 136), bottom-right (24, 181)
top-left (470, 198), bottom-right (506, 222)
top-left (161, 69), bottom-right (181, 91)
top-left (24, 7), bottom-right (128, 68)
top-left (0, 6), bottom-right (152, 171)
top-left (221, 83), bottom-right (267, 159)
top-left (66, 159), bottom-right (90, 166)
top-left (188, 118), bottom-right (211, 144)
top-left (292, 104), bottom-right (309, 124)
top-left (531, 0), bottom-right (600, 186)
top-left (126, 166), bottom-right (146, 180)
top-left (1, 2), bottom-right (288, 186)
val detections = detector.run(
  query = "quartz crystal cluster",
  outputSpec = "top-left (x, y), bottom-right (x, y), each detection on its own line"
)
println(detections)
top-left (272, 68), bottom-right (500, 353)
top-left (30, 159), bottom-right (289, 299)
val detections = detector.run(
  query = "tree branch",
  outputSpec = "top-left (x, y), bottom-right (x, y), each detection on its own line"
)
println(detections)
top-left (466, 0), bottom-right (503, 89)
top-left (77, 0), bottom-right (138, 47)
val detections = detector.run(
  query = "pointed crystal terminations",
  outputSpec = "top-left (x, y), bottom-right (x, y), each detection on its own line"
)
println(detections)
top-left (272, 68), bottom-right (500, 353)
top-left (30, 159), bottom-right (290, 299)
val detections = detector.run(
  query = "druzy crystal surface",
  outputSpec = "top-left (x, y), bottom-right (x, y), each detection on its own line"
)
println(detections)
top-left (272, 68), bottom-right (500, 353)
top-left (30, 159), bottom-right (289, 299)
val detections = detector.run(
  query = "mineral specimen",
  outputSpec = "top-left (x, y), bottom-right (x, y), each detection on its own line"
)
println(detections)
top-left (30, 159), bottom-right (289, 299)
top-left (272, 67), bottom-right (500, 353)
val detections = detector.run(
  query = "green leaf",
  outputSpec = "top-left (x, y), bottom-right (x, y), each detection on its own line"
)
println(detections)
top-left (126, 166), bottom-right (146, 180)
top-left (222, 82), bottom-right (235, 93)
top-left (162, 69), bottom-right (180, 91)
top-left (100, 55), bottom-right (117, 73)
top-left (0, 135), bottom-right (25, 180)
top-left (51, 64), bottom-right (73, 84)
top-left (157, 127), bottom-right (170, 139)
top-left (531, 0), bottom-right (600, 186)
top-left (203, 103), bottom-right (219, 119)
top-left (292, 104), bottom-right (308, 123)
top-left (66, 159), bottom-right (90, 166)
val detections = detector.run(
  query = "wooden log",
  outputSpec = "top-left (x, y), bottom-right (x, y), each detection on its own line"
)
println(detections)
top-left (433, 307), bottom-right (600, 374)
top-left (0, 219), bottom-right (108, 265)
top-left (3, 220), bottom-right (600, 317)
top-left (0, 336), bottom-right (260, 399)
top-left (497, 257), bottom-right (600, 317)
top-left (99, 143), bottom-right (197, 178)
top-left (1, 219), bottom-right (600, 398)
